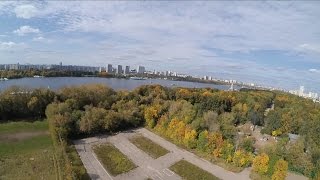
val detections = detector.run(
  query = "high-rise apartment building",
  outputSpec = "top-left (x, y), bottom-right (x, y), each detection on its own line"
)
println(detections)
top-left (137, 65), bottom-right (145, 74)
top-left (117, 65), bottom-right (123, 74)
top-left (125, 66), bottom-right (130, 74)
top-left (107, 64), bottom-right (113, 73)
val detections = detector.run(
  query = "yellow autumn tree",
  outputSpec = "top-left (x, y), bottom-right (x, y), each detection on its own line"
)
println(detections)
top-left (272, 159), bottom-right (288, 180)
top-left (232, 149), bottom-right (253, 167)
top-left (252, 153), bottom-right (269, 175)
top-left (183, 126), bottom-right (197, 148)
top-left (167, 118), bottom-right (186, 143)
top-left (166, 118), bottom-right (179, 138)
top-left (210, 132), bottom-right (224, 158)
top-left (202, 91), bottom-right (213, 97)
top-left (177, 88), bottom-right (192, 100)
top-left (144, 106), bottom-right (158, 128)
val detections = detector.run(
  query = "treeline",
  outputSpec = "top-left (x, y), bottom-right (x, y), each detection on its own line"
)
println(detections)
top-left (0, 86), bottom-right (55, 120)
top-left (0, 84), bottom-right (319, 179)
top-left (0, 69), bottom-right (97, 79)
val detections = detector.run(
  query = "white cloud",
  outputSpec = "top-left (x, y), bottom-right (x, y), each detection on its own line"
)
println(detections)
top-left (309, 69), bottom-right (320, 73)
top-left (0, 41), bottom-right (15, 49)
top-left (0, 41), bottom-right (25, 51)
top-left (32, 36), bottom-right (52, 43)
top-left (14, 4), bottom-right (37, 19)
top-left (299, 44), bottom-right (320, 54)
top-left (13, 26), bottom-right (40, 36)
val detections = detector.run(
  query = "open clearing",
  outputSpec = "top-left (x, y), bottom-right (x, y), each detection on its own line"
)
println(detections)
top-left (93, 143), bottom-right (137, 176)
top-left (170, 160), bottom-right (220, 180)
top-left (129, 134), bottom-right (169, 159)
top-left (0, 121), bottom-right (56, 180)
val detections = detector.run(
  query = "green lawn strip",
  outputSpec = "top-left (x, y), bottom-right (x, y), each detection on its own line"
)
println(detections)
top-left (0, 134), bottom-right (53, 157)
top-left (170, 160), bottom-right (220, 180)
top-left (0, 120), bottom-right (48, 134)
top-left (130, 135), bottom-right (169, 159)
top-left (93, 143), bottom-right (137, 176)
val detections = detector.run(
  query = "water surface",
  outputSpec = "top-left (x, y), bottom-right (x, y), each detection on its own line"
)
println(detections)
top-left (0, 77), bottom-right (236, 91)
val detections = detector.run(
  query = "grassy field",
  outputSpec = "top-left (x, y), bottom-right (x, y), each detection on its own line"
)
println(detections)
top-left (93, 143), bottom-right (137, 176)
top-left (170, 160), bottom-right (220, 180)
top-left (0, 120), bottom-right (57, 180)
top-left (130, 134), bottom-right (169, 159)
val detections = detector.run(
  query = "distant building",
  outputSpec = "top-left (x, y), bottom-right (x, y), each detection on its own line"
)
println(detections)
top-left (107, 64), bottom-right (113, 73)
top-left (117, 65), bottom-right (123, 74)
top-left (125, 66), bottom-right (130, 74)
top-left (137, 65), bottom-right (145, 74)
top-left (9, 63), bottom-right (19, 70)
top-left (299, 86), bottom-right (304, 96)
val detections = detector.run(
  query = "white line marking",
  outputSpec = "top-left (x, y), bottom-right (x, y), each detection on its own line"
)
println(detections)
top-left (91, 152), bottom-right (113, 180)
top-left (163, 168), bottom-right (174, 176)
top-left (155, 173), bottom-right (163, 180)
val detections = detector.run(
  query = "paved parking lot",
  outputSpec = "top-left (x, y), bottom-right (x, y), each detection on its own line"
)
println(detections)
top-left (74, 128), bottom-right (306, 180)
top-left (74, 129), bottom-right (181, 180)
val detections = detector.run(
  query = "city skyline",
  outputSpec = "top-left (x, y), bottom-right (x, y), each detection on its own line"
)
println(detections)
top-left (1, 62), bottom-right (319, 99)
top-left (0, 1), bottom-right (320, 92)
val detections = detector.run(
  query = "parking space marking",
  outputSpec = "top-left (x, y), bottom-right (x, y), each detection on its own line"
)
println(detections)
top-left (151, 173), bottom-right (164, 180)
top-left (163, 168), bottom-right (174, 176)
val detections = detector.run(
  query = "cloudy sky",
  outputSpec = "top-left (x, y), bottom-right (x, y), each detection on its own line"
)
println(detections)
top-left (0, 1), bottom-right (319, 92)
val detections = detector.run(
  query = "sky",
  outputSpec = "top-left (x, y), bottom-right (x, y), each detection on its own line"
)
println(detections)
top-left (0, 1), bottom-right (319, 93)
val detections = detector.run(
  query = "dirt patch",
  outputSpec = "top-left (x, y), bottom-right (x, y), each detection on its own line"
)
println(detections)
top-left (0, 131), bottom-right (49, 142)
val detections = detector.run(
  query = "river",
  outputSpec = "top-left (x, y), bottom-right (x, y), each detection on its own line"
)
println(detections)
top-left (0, 77), bottom-right (237, 91)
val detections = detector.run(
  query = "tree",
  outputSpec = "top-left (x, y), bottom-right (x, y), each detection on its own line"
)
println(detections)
top-left (239, 137), bottom-right (255, 153)
top-left (183, 126), bottom-right (197, 148)
top-left (79, 106), bottom-right (107, 134)
top-left (144, 105), bottom-right (159, 128)
top-left (232, 149), bottom-right (253, 167)
top-left (252, 153), bottom-right (269, 175)
top-left (197, 130), bottom-right (209, 152)
top-left (272, 159), bottom-right (288, 180)
top-left (203, 111), bottom-right (219, 132)
top-left (219, 112), bottom-right (237, 140)
top-left (168, 100), bottom-right (196, 124)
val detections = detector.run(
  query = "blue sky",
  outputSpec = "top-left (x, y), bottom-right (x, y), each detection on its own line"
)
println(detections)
top-left (0, 1), bottom-right (320, 92)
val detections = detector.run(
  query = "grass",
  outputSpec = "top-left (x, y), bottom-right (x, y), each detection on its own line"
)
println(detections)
top-left (93, 143), bottom-right (137, 176)
top-left (130, 134), bottom-right (169, 159)
top-left (170, 160), bottom-right (220, 180)
top-left (0, 120), bottom-right (56, 180)
top-left (0, 120), bottom-right (48, 134)
top-left (195, 150), bottom-right (244, 173)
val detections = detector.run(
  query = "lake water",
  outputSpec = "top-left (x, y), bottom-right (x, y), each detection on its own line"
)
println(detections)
top-left (0, 77), bottom-right (237, 91)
